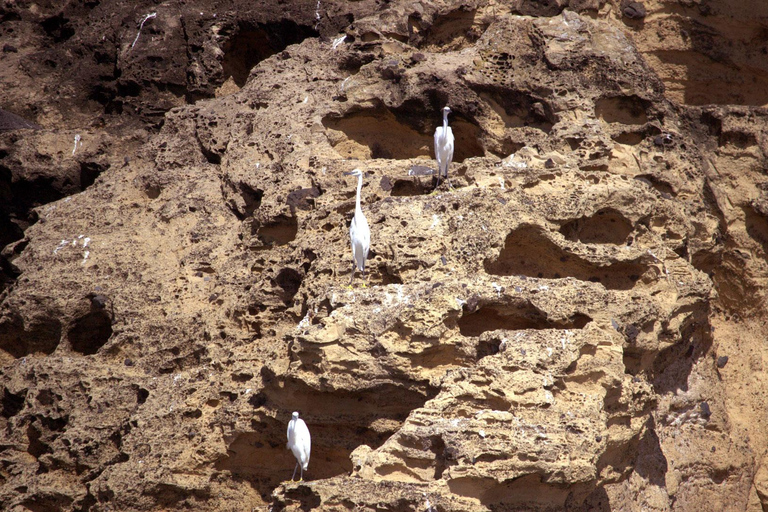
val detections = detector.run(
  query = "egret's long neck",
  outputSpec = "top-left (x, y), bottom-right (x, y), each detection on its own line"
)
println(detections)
top-left (355, 174), bottom-right (363, 212)
top-left (442, 111), bottom-right (449, 132)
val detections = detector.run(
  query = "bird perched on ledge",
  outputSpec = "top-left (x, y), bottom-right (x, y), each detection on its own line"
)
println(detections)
top-left (344, 168), bottom-right (370, 285)
top-left (286, 411), bottom-right (311, 481)
top-left (434, 106), bottom-right (454, 186)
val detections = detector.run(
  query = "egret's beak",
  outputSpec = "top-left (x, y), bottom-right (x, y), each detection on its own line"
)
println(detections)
top-left (343, 171), bottom-right (355, 176)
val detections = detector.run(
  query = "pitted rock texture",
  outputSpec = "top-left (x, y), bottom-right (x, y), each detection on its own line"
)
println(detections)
top-left (2, 1), bottom-right (768, 511)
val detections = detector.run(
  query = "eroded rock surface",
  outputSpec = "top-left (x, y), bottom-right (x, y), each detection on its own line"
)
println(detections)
top-left (2, 1), bottom-right (768, 511)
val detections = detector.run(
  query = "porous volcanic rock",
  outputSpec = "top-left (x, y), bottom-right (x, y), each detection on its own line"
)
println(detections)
top-left (2, 1), bottom-right (768, 511)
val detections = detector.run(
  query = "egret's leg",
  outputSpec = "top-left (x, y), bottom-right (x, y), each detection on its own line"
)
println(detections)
top-left (292, 463), bottom-right (299, 481)
top-left (444, 168), bottom-right (453, 189)
top-left (299, 466), bottom-right (304, 482)
top-left (349, 262), bottom-right (356, 285)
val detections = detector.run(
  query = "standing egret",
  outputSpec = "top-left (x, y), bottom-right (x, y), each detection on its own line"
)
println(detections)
top-left (286, 411), bottom-right (311, 481)
top-left (344, 168), bottom-right (370, 285)
top-left (434, 106), bottom-right (454, 186)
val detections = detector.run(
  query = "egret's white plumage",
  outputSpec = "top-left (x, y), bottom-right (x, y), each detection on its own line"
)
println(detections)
top-left (344, 168), bottom-right (370, 284)
top-left (434, 106), bottom-right (454, 185)
top-left (286, 411), bottom-right (311, 481)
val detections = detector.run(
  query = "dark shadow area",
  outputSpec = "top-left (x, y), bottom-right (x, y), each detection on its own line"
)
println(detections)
top-left (634, 174), bottom-right (677, 198)
top-left (68, 309), bottom-right (113, 355)
top-left (274, 267), bottom-right (303, 303)
top-left (651, 308), bottom-right (712, 395)
top-left (459, 299), bottom-right (591, 337)
top-left (743, 204), bottom-right (768, 255)
top-left (0, 308), bottom-right (62, 358)
top-left (227, 182), bottom-right (264, 220)
top-left (634, 418), bottom-right (668, 487)
top-left (221, 20), bottom-right (319, 87)
top-left (0, 109), bottom-right (41, 132)
top-left (390, 177), bottom-right (431, 197)
top-left (559, 208), bottom-right (634, 245)
top-left (80, 161), bottom-right (109, 189)
top-left (484, 225), bottom-right (651, 290)
top-left (20, 492), bottom-right (74, 512)
top-left (278, 484), bottom-right (322, 511)
top-left (595, 95), bottom-right (650, 125)
top-left (568, 486), bottom-right (611, 512)
top-left (479, 88), bottom-right (556, 134)
top-left (41, 13), bottom-right (75, 43)
top-left (448, 473), bottom-right (571, 509)
top-left (241, 185), bottom-right (264, 216)
top-left (257, 215), bottom-right (298, 247)
top-left (1, 387), bottom-right (26, 418)
top-left (611, 124), bottom-right (661, 146)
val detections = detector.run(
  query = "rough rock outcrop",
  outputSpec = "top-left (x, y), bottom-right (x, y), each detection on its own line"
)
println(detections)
top-left (2, 1), bottom-right (768, 511)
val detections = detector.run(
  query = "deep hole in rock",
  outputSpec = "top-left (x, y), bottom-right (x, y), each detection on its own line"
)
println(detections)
top-left (0, 311), bottom-right (62, 358)
top-left (595, 95), bottom-right (649, 125)
top-left (41, 415), bottom-right (68, 433)
top-left (274, 268), bottom-right (303, 302)
top-left (391, 178), bottom-right (430, 197)
top-left (1, 162), bottom-right (74, 242)
top-left (1, 388), bottom-right (26, 418)
top-left (612, 123), bottom-right (662, 146)
top-left (199, 141), bottom-right (222, 165)
top-left (144, 184), bottom-right (161, 199)
top-left (221, 20), bottom-right (319, 88)
top-left (323, 105), bottom-right (484, 162)
top-left (26, 422), bottom-right (51, 458)
top-left (137, 387), bottom-right (150, 405)
top-left (216, 378), bottom-right (434, 499)
top-left (559, 208), bottom-right (634, 245)
top-left (0, 252), bottom-right (21, 294)
top-left (0, 163), bottom-right (24, 248)
top-left (719, 130), bottom-right (758, 149)
top-left (68, 310), bottom-right (113, 355)
top-left (257, 215), bottom-right (298, 246)
top-left (239, 184), bottom-right (264, 218)
top-left (612, 131), bottom-right (644, 145)
top-left (484, 225), bottom-right (651, 290)
top-left (80, 161), bottom-right (108, 189)
top-left (458, 299), bottom-right (591, 337)
top-left (742, 205), bottom-right (768, 254)
top-left (41, 13), bottom-right (74, 43)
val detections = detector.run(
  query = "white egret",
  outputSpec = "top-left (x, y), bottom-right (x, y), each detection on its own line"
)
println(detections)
top-left (433, 106), bottom-right (454, 186)
top-left (344, 168), bottom-right (370, 285)
top-left (286, 411), bottom-right (311, 481)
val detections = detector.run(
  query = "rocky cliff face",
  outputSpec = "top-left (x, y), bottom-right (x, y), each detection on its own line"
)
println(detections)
top-left (2, 0), bottom-right (768, 511)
